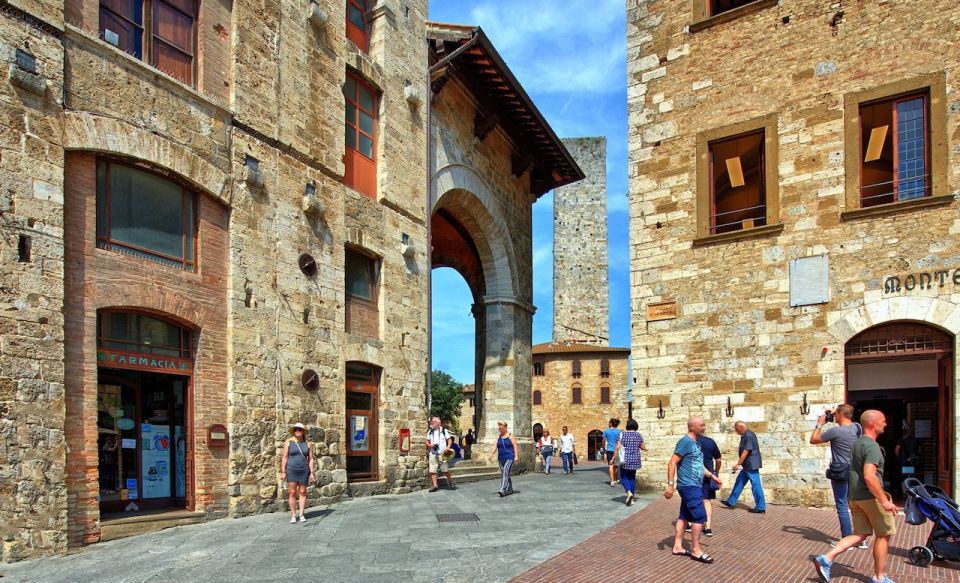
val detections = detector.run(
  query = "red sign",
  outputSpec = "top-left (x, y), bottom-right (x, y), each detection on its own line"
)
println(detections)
top-left (97, 349), bottom-right (193, 374)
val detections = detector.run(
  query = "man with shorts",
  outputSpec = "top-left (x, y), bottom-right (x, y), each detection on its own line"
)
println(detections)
top-left (603, 418), bottom-right (622, 486)
top-left (697, 428), bottom-right (722, 537)
top-left (425, 417), bottom-right (456, 492)
top-left (813, 410), bottom-right (897, 583)
top-left (665, 415), bottom-right (723, 564)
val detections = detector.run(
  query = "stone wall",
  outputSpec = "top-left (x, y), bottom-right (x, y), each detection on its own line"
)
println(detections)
top-left (627, 0), bottom-right (960, 505)
top-left (553, 137), bottom-right (610, 344)
top-left (532, 350), bottom-right (630, 458)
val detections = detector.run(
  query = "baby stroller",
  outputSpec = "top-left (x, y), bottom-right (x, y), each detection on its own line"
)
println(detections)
top-left (902, 477), bottom-right (960, 566)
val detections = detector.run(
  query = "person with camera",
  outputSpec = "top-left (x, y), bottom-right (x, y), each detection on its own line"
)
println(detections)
top-left (426, 416), bottom-right (457, 492)
top-left (810, 403), bottom-right (867, 548)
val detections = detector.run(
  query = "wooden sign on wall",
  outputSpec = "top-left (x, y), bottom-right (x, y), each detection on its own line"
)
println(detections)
top-left (646, 301), bottom-right (679, 322)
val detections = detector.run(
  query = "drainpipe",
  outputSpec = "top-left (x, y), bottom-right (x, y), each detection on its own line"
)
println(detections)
top-left (425, 42), bottom-right (434, 416)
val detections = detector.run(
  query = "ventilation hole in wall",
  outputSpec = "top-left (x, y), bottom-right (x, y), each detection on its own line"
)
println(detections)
top-left (18, 235), bottom-right (31, 262)
top-left (303, 307), bottom-right (311, 324)
top-left (244, 287), bottom-right (253, 308)
top-left (27, 218), bottom-right (35, 228)
top-left (782, 15), bottom-right (791, 24)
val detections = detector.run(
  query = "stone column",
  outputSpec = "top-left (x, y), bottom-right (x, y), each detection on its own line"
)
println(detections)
top-left (475, 295), bottom-right (535, 470)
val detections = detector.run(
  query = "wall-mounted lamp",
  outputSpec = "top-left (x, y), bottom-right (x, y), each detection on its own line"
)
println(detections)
top-left (244, 155), bottom-right (263, 187)
top-left (303, 182), bottom-right (325, 217)
top-left (656, 399), bottom-right (666, 420)
top-left (400, 233), bottom-right (415, 259)
top-left (404, 81), bottom-right (421, 108)
top-left (800, 393), bottom-right (811, 416)
top-left (725, 396), bottom-right (735, 418)
top-left (307, 2), bottom-right (328, 28)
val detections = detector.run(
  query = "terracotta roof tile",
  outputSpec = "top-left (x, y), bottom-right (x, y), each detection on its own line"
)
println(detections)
top-left (531, 342), bottom-right (631, 355)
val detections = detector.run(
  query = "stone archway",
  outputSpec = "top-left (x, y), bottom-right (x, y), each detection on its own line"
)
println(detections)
top-left (430, 164), bottom-right (534, 455)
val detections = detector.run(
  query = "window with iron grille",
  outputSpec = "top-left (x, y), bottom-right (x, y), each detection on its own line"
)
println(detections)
top-left (709, 129), bottom-right (766, 234)
top-left (859, 92), bottom-right (930, 207)
top-left (99, 0), bottom-right (197, 86)
top-left (95, 158), bottom-right (197, 270)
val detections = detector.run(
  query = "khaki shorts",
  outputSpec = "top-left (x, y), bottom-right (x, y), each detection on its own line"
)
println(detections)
top-left (428, 454), bottom-right (448, 474)
top-left (850, 497), bottom-right (897, 537)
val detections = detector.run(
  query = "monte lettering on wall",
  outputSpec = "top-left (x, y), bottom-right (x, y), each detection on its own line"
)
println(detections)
top-left (884, 268), bottom-right (960, 294)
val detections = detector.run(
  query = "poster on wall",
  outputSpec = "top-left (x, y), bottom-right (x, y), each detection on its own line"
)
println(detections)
top-left (350, 415), bottom-right (368, 451)
top-left (141, 424), bottom-right (171, 499)
top-left (174, 425), bottom-right (186, 498)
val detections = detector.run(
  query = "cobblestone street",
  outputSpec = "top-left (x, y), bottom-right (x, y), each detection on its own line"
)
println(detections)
top-left (1, 464), bottom-right (653, 583)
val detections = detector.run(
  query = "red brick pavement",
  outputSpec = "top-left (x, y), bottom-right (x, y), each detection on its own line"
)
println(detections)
top-left (512, 497), bottom-right (960, 583)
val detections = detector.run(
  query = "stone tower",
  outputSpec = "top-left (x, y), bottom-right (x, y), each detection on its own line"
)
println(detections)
top-left (553, 137), bottom-right (609, 344)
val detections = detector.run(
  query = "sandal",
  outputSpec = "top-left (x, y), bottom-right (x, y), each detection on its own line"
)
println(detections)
top-left (672, 550), bottom-right (691, 557)
top-left (690, 553), bottom-right (714, 564)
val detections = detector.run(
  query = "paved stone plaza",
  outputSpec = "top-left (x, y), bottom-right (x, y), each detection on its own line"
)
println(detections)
top-left (0, 464), bottom-right (653, 583)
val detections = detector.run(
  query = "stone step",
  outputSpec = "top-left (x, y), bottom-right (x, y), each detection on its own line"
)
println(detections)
top-left (446, 462), bottom-right (502, 484)
top-left (100, 509), bottom-right (206, 542)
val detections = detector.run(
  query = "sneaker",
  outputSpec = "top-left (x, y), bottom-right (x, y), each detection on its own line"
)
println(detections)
top-left (448, 483), bottom-right (457, 490)
top-left (812, 555), bottom-right (832, 583)
top-left (625, 493), bottom-right (633, 507)
top-left (684, 524), bottom-right (692, 533)
top-left (857, 540), bottom-right (869, 549)
top-left (429, 487), bottom-right (438, 493)
top-left (298, 515), bottom-right (306, 523)
top-left (704, 528), bottom-right (713, 537)
top-left (720, 500), bottom-right (735, 509)
top-left (609, 481), bottom-right (615, 487)
top-left (289, 516), bottom-right (297, 524)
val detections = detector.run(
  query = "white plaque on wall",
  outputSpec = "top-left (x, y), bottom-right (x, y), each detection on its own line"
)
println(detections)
top-left (789, 255), bottom-right (830, 307)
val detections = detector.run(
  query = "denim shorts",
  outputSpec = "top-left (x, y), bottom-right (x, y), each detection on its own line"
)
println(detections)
top-left (678, 485), bottom-right (708, 524)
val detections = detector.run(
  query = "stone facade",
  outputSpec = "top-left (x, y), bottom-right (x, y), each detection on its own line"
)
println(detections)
top-left (628, 0), bottom-right (960, 505)
top-left (0, 1), bottom-right (575, 562)
top-left (553, 137), bottom-right (609, 344)
top-left (531, 344), bottom-right (630, 459)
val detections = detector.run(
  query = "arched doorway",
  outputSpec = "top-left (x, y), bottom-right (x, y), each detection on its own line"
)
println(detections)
top-left (587, 429), bottom-right (604, 462)
top-left (845, 321), bottom-right (954, 496)
top-left (532, 423), bottom-right (544, 443)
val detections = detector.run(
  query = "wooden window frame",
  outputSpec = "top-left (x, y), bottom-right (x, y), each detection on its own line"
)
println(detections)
top-left (691, 0), bottom-right (777, 32)
top-left (98, 0), bottom-right (198, 87)
top-left (600, 385), bottom-right (611, 405)
top-left (571, 359), bottom-right (582, 379)
top-left (571, 384), bottom-right (582, 405)
top-left (345, 362), bottom-right (379, 483)
top-left (533, 390), bottom-right (542, 406)
top-left (345, 0), bottom-right (369, 52)
top-left (97, 310), bottom-right (192, 358)
top-left (343, 70), bottom-right (379, 200)
top-left (695, 113), bottom-right (780, 245)
top-left (599, 359), bottom-right (610, 378)
top-left (842, 73), bottom-right (949, 220)
top-left (95, 157), bottom-right (198, 271)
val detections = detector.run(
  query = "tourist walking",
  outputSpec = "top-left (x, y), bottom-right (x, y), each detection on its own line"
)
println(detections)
top-left (813, 410), bottom-right (898, 583)
top-left (721, 421), bottom-right (766, 513)
top-left (603, 418), bottom-right (622, 486)
top-left (697, 428), bottom-right (722, 536)
top-left (281, 422), bottom-right (315, 524)
top-left (613, 418), bottom-right (646, 506)
top-left (665, 415), bottom-right (723, 563)
top-left (464, 428), bottom-right (475, 460)
top-left (426, 416), bottom-right (457, 492)
top-left (559, 425), bottom-right (576, 474)
top-left (537, 429), bottom-right (555, 474)
top-left (810, 404), bottom-right (867, 547)
top-left (488, 421), bottom-right (519, 496)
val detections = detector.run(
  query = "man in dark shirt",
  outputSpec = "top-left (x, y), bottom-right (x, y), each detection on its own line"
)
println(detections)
top-left (721, 421), bottom-right (766, 513)
top-left (697, 430), bottom-right (722, 536)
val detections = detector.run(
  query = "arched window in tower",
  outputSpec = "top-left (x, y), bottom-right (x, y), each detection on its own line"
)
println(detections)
top-left (533, 361), bottom-right (544, 376)
top-left (572, 359), bottom-right (582, 379)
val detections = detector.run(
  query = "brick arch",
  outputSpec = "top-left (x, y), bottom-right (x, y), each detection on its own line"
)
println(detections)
top-left (62, 112), bottom-right (231, 204)
top-left (431, 163), bottom-right (519, 297)
top-left (827, 296), bottom-right (960, 343)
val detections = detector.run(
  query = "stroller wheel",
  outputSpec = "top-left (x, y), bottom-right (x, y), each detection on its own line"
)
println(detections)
top-left (908, 545), bottom-right (934, 567)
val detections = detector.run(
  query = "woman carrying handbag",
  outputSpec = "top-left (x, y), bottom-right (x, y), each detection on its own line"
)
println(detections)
top-left (282, 422), bottom-right (315, 523)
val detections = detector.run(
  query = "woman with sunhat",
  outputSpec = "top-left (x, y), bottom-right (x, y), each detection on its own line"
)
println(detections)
top-left (281, 422), bottom-right (315, 523)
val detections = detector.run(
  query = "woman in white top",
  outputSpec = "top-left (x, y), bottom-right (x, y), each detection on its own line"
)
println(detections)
top-left (537, 430), bottom-right (555, 474)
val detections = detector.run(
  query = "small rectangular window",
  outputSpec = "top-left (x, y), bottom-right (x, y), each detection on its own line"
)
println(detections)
top-left (710, 0), bottom-right (759, 16)
top-left (600, 359), bottom-right (610, 378)
top-left (709, 130), bottom-right (766, 234)
top-left (533, 390), bottom-right (542, 406)
top-left (345, 249), bottom-right (376, 300)
top-left (859, 92), bottom-right (929, 207)
top-left (572, 386), bottom-right (582, 405)
top-left (600, 386), bottom-right (611, 404)
top-left (346, 0), bottom-right (368, 51)
top-left (151, 0), bottom-right (196, 85)
top-left (345, 248), bottom-right (379, 338)
top-left (96, 159), bottom-right (196, 270)
top-left (343, 71), bottom-right (378, 199)
top-left (572, 359), bottom-right (582, 379)
top-left (533, 361), bottom-right (544, 376)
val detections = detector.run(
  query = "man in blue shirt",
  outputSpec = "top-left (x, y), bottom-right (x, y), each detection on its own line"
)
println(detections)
top-left (697, 430), bottom-right (722, 537)
top-left (666, 415), bottom-right (723, 563)
top-left (602, 418), bottom-right (622, 486)
top-left (722, 421), bottom-right (767, 513)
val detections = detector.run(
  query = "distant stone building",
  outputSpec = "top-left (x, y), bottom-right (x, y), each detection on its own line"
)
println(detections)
top-left (532, 343), bottom-right (630, 460)
top-left (553, 137), bottom-right (609, 344)
top-left (628, 0), bottom-right (960, 505)
top-left (0, 0), bottom-right (581, 561)
top-left (457, 384), bottom-right (476, 435)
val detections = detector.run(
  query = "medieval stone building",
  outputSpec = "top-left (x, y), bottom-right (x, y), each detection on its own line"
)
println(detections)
top-left (628, 0), bottom-right (960, 506)
top-left (0, 0), bottom-right (580, 561)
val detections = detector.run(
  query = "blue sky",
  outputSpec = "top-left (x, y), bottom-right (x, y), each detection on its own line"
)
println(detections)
top-left (429, 0), bottom-right (630, 383)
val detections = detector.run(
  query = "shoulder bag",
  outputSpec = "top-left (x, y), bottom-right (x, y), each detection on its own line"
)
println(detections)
top-left (825, 423), bottom-right (862, 481)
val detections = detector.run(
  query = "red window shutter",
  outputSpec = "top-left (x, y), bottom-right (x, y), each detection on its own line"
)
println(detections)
top-left (152, 0), bottom-right (195, 85)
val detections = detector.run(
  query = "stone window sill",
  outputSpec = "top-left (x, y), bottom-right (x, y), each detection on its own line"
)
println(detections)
top-left (840, 194), bottom-right (954, 221)
top-left (689, 0), bottom-right (779, 33)
top-left (692, 223), bottom-right (784, 247)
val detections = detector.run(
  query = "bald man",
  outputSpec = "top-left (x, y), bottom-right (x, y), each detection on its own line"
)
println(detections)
top-left (721, 421), bottom-right (766, 513)
top-left (814, 410), bottom-right (897, 583)
top-left (665, 415), bottom-right (723, 563)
